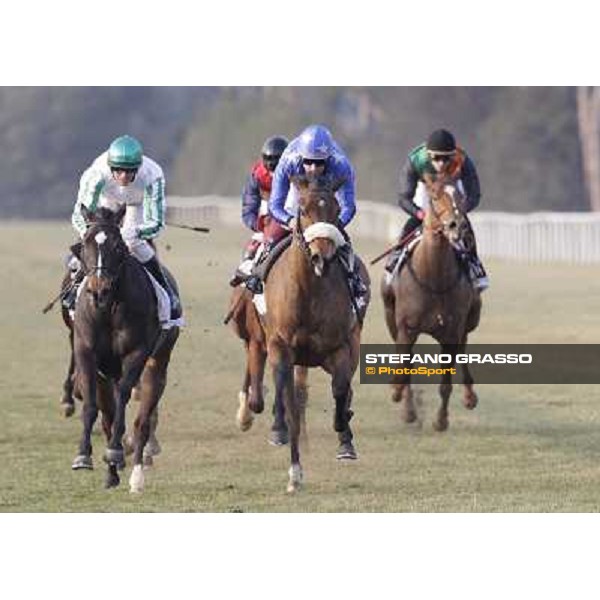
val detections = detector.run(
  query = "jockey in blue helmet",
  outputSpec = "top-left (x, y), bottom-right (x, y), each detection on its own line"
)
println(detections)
top-left (262, 124), bottom-right (367, 311)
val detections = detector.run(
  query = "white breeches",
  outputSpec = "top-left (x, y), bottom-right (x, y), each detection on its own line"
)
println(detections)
top-left (120, 203), bottom-right (155, 263)
top-left (121, 228), bottom-right (155, 263)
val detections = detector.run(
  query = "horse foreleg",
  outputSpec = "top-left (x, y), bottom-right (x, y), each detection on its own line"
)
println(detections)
top-left (269, 350), bottom-right (289, 447)
top-left (144, 405), bottom-right (161, 466)
top-left (247, 340), bottom-right (266, 415)
top-left (433, 343), bottom-right (457, 432)
top-left (105, 349), bottom-right (147, 482)
top-left (392, 328), bottom-right (418, 423)
top-left (324, 349), bottom-right (357, 460)
top-left (269, 342), bottom-right (300, 491)
top-left (72, 347), bottom-right (96, 471)
top-left (294, 366), bottom-right (309, 447)
top-left (459, 335), bottom-right (478, 410)
top-left (61, 327), bottom-right (76, 418)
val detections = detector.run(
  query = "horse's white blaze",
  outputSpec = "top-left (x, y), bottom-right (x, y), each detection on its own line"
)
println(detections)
top-left (236, 390), bottom-right (253, 431)
top-left (129, 464), bottom-right (145, 493)
top-left (287, 463), bottom-right (303, 493)
top-left (94, 230), bottom-right (107, 277)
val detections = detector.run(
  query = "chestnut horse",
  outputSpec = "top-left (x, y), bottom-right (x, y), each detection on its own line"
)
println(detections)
top-left (253, 174), bottom-right (371, 492)
top-left (71, 205), bottom-right (179, 491)
top-left (381, 173), bottom-right (481, 431)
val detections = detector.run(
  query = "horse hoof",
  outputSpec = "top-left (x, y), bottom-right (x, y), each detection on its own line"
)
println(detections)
top-left (287, 480), bottom-right (301, 493)
top-left (463, 392), bottom-right (478, 410)
top-left (105, 471), bottom-right (120, 489)
top-left (336, 443), bottom-right (357, 461)
top-left (61, 401), bottom-right (75, 418)
top-left (269, 429), bottom-right (289, 447)
top-left (287, 464), bottom-right (303, 493)
top-left (146, 437), bottom-right (161, 457)
top-left (129, 465), bottom-right (145, 493)
top-left (72, 455), bottom-right (93, 470)
top-left (248, 399), bottom-right (264, 414)
top-left (433, 419), bottom-right (449, 432)
top-left (143, 453), bottom-right (154, 468)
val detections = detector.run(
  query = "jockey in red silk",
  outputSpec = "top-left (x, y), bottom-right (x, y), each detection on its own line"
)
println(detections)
top-left (390, 128), bottom-right (489, 291)
top-left (229, 135), bottom-right (289, 287)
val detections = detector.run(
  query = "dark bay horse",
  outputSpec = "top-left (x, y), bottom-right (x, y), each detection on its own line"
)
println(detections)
top-left (71, 205), bottom-right (179, 491)
top-left (59, 254), bottom-right (162, 464)
top-left (381, 173), bottom-right (481, 431)
top-left (258, 174), bottom-right (371, 492)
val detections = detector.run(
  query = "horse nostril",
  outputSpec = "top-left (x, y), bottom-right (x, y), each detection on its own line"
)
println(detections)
top-left (448, 222), bottom-right (457, 230)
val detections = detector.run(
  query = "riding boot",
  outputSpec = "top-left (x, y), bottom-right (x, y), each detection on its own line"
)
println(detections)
top-left (456, 244), bottom-right (489, 292)
top-left (467, 251), bottom-right (489, 291)
top-left (244, 243), bottom-right (269, 295)
top-left (61, 253), bottom-right (83, 311)
top-left (229, 242), bottom-right (260, 287)
top-left (385, 216), bottom-right (422, 274)
top-left (143, 256), bottom-right (182, 319)
top-left (338, 244), bottom-right (368, 310)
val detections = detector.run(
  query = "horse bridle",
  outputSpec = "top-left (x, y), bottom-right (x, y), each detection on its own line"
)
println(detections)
top-left (81, 231), bottom-right (128, 304)
top-left (428, 184), bottom-right (466, 239)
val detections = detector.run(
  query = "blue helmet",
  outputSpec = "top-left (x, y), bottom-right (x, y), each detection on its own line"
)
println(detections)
top-left (298, 124), bottom-right (333, 160)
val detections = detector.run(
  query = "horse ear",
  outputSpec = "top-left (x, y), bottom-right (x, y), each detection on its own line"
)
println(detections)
top-left (114, 204), bottom-right (127, 226)
top-left (290, 174), bottom-right (310, 191)
top-left (70, 241), bottom-right (82, 260)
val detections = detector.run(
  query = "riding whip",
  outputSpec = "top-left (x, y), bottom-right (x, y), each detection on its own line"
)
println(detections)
top-left (168, 223), bottom-right (210, 233)
top-left (370, 229), bottom-right (418, 265)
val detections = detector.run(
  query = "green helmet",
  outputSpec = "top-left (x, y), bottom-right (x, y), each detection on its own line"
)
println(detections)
top-left (107, 135), bottom-right (143, 169)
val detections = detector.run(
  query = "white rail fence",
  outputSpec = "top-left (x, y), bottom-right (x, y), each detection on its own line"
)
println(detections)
top-left (166, 196), bottom-right (600, 264)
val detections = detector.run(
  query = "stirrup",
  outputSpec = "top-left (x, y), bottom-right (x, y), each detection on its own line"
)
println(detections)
top-left (245, 276), bottom-right (263, 295)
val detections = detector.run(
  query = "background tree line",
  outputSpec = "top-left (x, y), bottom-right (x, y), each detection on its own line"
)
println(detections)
top-left (0, 86), bottom-right (593, 218)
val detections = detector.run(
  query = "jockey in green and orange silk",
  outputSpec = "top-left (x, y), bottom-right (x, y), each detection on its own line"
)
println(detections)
top-left (391, 128), bottom-right (489, 291)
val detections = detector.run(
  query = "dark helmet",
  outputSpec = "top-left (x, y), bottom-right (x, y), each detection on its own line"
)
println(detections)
top-left (261, 135), bottom-right (288, 172)
top-left (426, 129), bottom-right (456, 154)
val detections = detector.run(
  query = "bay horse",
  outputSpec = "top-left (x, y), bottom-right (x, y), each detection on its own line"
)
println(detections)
top-left (71, 205), bottom-right (179, 491)
top-left (257, 174), bottom-right (371, 492)
top-left (381, 173), bottom-right (481, 431)
top-left (59, 255), bottom-right (161, 464)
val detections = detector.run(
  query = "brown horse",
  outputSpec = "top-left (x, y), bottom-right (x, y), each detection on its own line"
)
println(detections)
top-left (59, 254), bottom-right (162, 464)
top-left (251, 174), bottom-right (371, 492)
top-left (71, 205), bottom-right (179, 491)
top-left (381, 173), bottom-right (481, 431)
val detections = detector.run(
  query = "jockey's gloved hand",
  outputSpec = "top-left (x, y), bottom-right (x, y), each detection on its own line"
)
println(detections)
top-left (415, 209), bottom-right (425, 220)
top-left (286, 217), bottom-right (297, 232)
